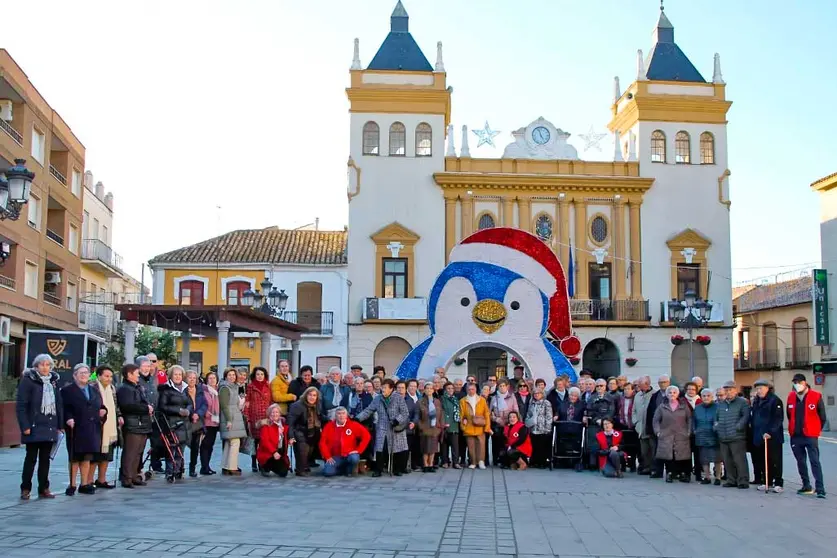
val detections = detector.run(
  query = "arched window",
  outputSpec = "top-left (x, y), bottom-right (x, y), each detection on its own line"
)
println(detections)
top-left (415, 123), bottom-right (432, 157)
top-left (389, 122), bottom-right (406, 156)
top-left (362, 122), bottom-right (379, 155)
top-left (535, 214), bottom-right (553, 241)
top-left (651, 130), bottom-right (666, 163)
top-left (700, 132), bottom-right (715, 164)
top-left (477, 213), bottom-right (495, 230)
top-left (675, 131), bottom-right (691, 164)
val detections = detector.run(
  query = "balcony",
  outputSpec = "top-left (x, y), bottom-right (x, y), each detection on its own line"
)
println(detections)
top-left (43, 291), bottom-right (61, 306)
top-left (49, 164), bottom-right (66, 185)
top-left (785, 346), bottom-right (815, 369)
top-left (283, 311), bottom-right (334, 336)
top-left (81, 239), bottom-right (123, 277)
top-left (78, 301), bottom-right (114, 338)
top-left (571, 299), bottom-right (650, 323)
top-left (362, 297), bottom-right (427, 322)
top-left (735, 349), bottom-right (780, 371)
top-left (0, 119), bottom-right (22, 146)
top-left (0, 272), bottom-right (14, 290)
top-left (45, 228), bottom-right (64, 246)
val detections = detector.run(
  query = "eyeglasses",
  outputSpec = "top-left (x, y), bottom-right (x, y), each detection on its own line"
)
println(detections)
top-left (150, 360), bottom-right (157, 363)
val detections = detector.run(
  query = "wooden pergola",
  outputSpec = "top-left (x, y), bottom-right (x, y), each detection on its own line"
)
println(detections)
top-left (114, 304), bottom-right (308, 373)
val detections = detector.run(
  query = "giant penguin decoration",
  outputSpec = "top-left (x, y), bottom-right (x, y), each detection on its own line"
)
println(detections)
top-left (396, 228), bottom-right (581, 383)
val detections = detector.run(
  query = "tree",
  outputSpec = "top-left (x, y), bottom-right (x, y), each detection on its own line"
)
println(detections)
top-left (99, 326), bottom-right (177, 370)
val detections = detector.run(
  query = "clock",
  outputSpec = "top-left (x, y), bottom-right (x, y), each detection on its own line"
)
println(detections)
top-left (532, 126), bottom-right (550, 145)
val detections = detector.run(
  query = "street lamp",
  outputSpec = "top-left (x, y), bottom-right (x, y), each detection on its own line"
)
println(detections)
top-left (0, 159), bottom-right (35, 221)
top-left (668, 289), bottom-right (713, 380)
top-left (243, 276), bottom-right (288, 317)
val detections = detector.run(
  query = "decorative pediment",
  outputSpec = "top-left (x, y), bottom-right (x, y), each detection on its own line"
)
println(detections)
top-left (370, 222), bottom-right (420, 245)
top-left (501, 116), bottom-right (580, 161)
top-left (666, 228), bottom-right (711, 250)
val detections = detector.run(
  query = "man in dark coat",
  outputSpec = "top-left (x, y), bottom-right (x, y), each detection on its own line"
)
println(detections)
top-left (136, 355), bottom-right (162, 474)
top-left (750, 379), bottom-right (784, 492)
top-left (117, 364), bottom-right (153, 488)
top-left (61, 363), bottom-right (106, 495)
top-left (716, 380), bottom-right (750, 489)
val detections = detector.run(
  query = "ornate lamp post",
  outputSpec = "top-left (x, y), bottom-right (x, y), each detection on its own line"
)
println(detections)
top-left (0, 159), bottom-right (35, 221)
top-left (668, 289), bottom-right (713, 380)
top-left (242, 276), bottom-right (288, 317)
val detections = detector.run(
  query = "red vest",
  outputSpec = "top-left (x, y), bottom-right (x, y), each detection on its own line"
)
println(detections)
top-left (504, 422), bottom-right (532, 457)
top-left (595, 430), bottom-right (622, 470)
top-left (318, 419), bottom-right (371, 460)
top-left (786, 390), bottom-right (823, 438)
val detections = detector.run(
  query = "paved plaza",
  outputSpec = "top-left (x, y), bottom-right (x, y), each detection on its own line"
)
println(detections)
top-left (0, 438), bottom-right (835, 558)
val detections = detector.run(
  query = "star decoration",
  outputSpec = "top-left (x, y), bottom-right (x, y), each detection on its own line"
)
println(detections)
top-left (578, 126), bottom-right (607, 152)
top-left (472, 121), bottom-right (501, 148)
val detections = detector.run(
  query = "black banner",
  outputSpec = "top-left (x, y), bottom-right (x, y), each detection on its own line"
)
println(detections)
top-left (26, 331), bottom-right (87, 388)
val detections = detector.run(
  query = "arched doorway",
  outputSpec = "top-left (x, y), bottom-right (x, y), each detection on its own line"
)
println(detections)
top-left (374, 336), bottom-right (412, 377)
top-left (467, 347), bottom-right (508, 385)
top-left (671, 341), bottom-right (708, 388)
top-left (582, 338), bottom-right (620, 380)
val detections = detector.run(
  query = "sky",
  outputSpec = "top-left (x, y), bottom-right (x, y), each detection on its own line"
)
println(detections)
top-left (2, 0), bottom-right (835, 288)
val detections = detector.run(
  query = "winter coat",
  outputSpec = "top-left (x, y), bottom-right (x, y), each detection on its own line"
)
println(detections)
top-left (355, 393), bottom-right (410, 453)
top-left (547, 389), bottom-right (568, 418)
top-left (441, 394), bottom-right (461, 434)
top-left (417, 395), bottom-right (444, 438)
top-left (287, 398), bottom-right (323, 442)
top-left (270, 373), bottom-right (297, 415)
top-left (595, 430), bottom-right (623, 470)
top-left (644, 389), bottom-right (667, 438)
top-left (257, 421), bottom-right (290, 467)
top-left (320, 382), bottom-right (351, 421)
top-left (489, 391), bottom-right (519, 428)
top-left (653, 399), bottom-right (692, 461)
top-left (616, 395), bottom-right (636, 429)
top-left (245, 380), bottom-right (272, 438)
top-left (138, 373), bottom-right (158, 407)
top-left (16, 369), bottom-right (64, 444)
top-left (117, 380), bottom-right (152, 435)
top-left (559, 398), bottom-right (585, 422)
top-left (459, 396), bottom-right (491, 437)
top-left (714, 396), bottom-right (749, 442)
top-left (504, 422), bottom-right (532, 457)
top-left (348, 391), bottom-right (373, 421)
top-left (693, 402), bottom-right (719, 448)
top-left (515, 392), bottom-right (533, 421)
top-left (288, 378), bottom-right (315, 400)
top-left (218, 381), bottom-right (247, 440)
top-left (156, 382), bottom-right (194, 444)
top-left (319, 418), bottom-right (371, 460)
top-left (403, 394), bottom-right (420, 435)
top-left (750, 392), bottom-right (784, 445)
top-left (632, 389), bottom-right (652, 437)
top-left (586, 394), bottom-right (615, 424)
top-left (525, 398), bottom-right (553, 435)
top-left (61, 382), bottom-right (106, 455)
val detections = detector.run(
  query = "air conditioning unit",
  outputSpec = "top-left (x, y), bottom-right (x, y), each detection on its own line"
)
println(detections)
top-left (0, 316), bottom-right (11, 344)
top-left (45, 272), bottom-right (61, 284)
top-left (0, 100), bottom-right (12, 122)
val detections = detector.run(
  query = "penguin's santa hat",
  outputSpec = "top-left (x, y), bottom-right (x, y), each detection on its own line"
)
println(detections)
top-left (450, 227), bottom-right (582, 357)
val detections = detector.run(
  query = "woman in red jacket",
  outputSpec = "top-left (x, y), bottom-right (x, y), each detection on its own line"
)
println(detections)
top-left (502, 411), bottom-right (532, 470)
top-left (256, 404), bottom-right (290, 477)
top-left (596, 417), bottom-right (626, 478)
top-left (245, 367), bottom-right (272, 473)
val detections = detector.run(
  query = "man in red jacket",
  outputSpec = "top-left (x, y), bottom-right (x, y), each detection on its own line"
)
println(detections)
top-left (319, 407), bottom-right (371, 477)
top-left (787, 373), bottom-right (827, 498)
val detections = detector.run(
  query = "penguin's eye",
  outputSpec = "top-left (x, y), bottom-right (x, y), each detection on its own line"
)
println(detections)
top-left (460, 297), bottom-right (471, 307)
top-left (510, 301), bottom-right (520, 310)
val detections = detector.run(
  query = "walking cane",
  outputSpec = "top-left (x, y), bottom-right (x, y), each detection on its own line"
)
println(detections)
top-left (764, 438), bottom-right (769, 494)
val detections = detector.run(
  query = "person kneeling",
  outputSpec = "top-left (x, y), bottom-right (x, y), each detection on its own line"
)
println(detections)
top-left (320, 407), bottom-right (371, 477)
top-left (596, 418), bottom-right (626, 478)
top-left (256, 404), bottom-right (290, 477)
top-left (501, 411), bottom-right (531, 470)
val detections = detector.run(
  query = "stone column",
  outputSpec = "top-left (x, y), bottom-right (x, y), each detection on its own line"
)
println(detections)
top-left (445, 197), bottom-right (457, 262)
top-left (614, 199), bottom-right (627, 299)
top-left (180, 331), bottom-right (191, 371)
top-left (123, 320), bottom-right (138, 364)
top-left (518, 197), bottom-right (531, 232)
top-left (260, 332), bottom-right (272, 374)
top-left (573, 199), bottom-right (589, 299)
top-left (558, 198), bottom-right (570, 267)
top-left (629, 200), bottom-right (642, 299)
top-left (502, 198), bottom-right (514, 227)
top-left (217, 321), bottom-right (230, 371)
top-left (291, 340), bottom-right (300, 375)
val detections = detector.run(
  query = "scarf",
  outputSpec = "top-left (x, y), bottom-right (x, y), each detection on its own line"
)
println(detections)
top-left (496, 392), bottom-right (509, 412)
top-left (168, 379), bottom-right (187, 393)
top-left (466, 394), bottom-right (479, 414)
top-left (686, 394), bottom-right (700, 409)
top-left (36, 371), bottom-right (57, 417)
top-left (427, 396), bottom-right (437, 427)
top-left (273, 419), bottom-right (285, 448)
top-left (669, 398), bottom-right (680, 411)
top-left (330, 381), bottom-right (342, 407)
top-left (567, 401), bottom-right (577, 421)
top-left (206, 384), bottom-right (218, 398)
top-left (98, 381), bottom-right (118, 452)
top-left (304, 399), bottom-right (321, 431)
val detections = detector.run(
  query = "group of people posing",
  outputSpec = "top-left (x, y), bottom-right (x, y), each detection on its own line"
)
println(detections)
top-left (15, 356), bottom-right (827, 500)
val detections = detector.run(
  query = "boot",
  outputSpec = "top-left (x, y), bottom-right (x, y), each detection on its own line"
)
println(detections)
top-left (251, 455), bottom-right (259, 473)
top-left (189, 465), bottom-right (197, 478)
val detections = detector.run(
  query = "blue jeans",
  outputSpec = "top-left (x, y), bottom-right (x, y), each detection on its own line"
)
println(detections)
top-left (322, 453), bottom-right (360, 477)
top-left (790, 436), bottom-right (825, 493)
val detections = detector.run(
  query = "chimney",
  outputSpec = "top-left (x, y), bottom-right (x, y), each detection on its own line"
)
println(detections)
top-left (83, 170), bottom-right (94, 189)
top-left (315, 217), bottom-right (320, 231)
top-left (95, 181), bottom-right (105, 200)
top-left (104, 192), bottom-right (114, 211)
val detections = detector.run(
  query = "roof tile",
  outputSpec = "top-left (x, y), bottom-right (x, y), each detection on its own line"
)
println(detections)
top-left (733, 276), bottom-right (813, 314)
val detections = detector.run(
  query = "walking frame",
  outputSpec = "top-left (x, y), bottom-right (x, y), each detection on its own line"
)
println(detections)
top-left (152, 413), bottom-right (186, 479)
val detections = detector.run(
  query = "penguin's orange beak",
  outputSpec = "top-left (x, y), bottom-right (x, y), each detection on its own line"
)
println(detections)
top-left (472, 299), bottom-right (506, 334)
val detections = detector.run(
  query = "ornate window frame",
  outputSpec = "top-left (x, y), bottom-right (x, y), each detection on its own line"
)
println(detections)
top-left (220, 275), bottom-right (256, 302)
top-left (475, 210), bottom-right (497, 230)
top-left (587, 212), bottom-right (610, 247)
top-left (370, 222), bottom-right (420, 299)
top-left (666, 229), bottom-right (711, 301)
top-left (173, 275), bottom-right (209, 304)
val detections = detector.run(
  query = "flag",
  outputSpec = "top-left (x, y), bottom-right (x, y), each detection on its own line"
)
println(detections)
top-left (567, 242), bottom-right (575, 297)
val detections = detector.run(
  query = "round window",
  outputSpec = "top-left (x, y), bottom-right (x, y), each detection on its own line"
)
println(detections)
top-left (590, 216), bottom-right (608, 244)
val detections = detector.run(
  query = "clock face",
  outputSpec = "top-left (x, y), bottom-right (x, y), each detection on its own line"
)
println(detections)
top-left (532, 126), bottom-right (550, 145)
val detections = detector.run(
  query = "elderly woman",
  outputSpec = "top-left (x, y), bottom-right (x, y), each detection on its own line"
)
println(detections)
top-left (355, 379), bottom-right (410, 477)
top-left (525, 387), bottom-right (553, 468)
top-left (287, 386), bottom-right (323, 476)
top-left (605, 377), bottom-right (620, 402)
top-left (694, 388), bottom-right (722, 485)
top-left (502, 411), bottom-right (531, 470)
top-left (184, 370), bottom-right (207, 478)
top-left (559, 387), bottom-right (585, 422)
top-left (256, 404), bottom-right (290, 477)
top-left (199, 371), bottom-right (220, 475)
top-left (91, 365), bottom-right (121, 489)
top-left (219, 368), bottom-right (247, 476)
top-left (61, 363), bottom-right (106, 495)
top-left (595, 417), bottom-right (626, 478)
top-left (584, 379), bottom-right (615, 470)
top-left (372, 376), bottom-right (383, 394)
top-left (116, 364), bottom-right (152, 488)
top-left (321, 366), bottom-right (350, 422)
top-left (653, 385), bottom-right (693, 483)
top-left (460, 382), bottom-right (492, 469)
top-left (440, 382), bottom-right (461, 468)
top-left (156, 365), bottom-right (193, 482)
top-left (417, 381), bottom-right (444, 472)
top-left (16, 354), bottom-right (64, 500)
top-left (489, 379), bottom-right (519, 467)
top-left (245, 366), bottom-right (272, 473)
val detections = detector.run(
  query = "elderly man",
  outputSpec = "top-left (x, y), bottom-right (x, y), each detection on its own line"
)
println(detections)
top-left (581, 378), bottom-right (595, 404)
top-left (319, 407), bottom-right (371, 477)
top-left (645, 375), bottom-right (671, 478)
top-left (145, 353), bottom-right (166, 386)
top-left (716, 380), bottom-right (750, 489)
top-left (342, 373), bottom-right (355, 388)
top-left (691, 376), bottom-right (705, 393)
top-left (750, 378), bottom-right (784, 493)
top-left (136, 355), bottom-right (162, 475)
top-left (787, 373), bottom-right (827, 498)
top-left (632, 376), bottom-right (653, 474)
top-left (434, 367), bottom-right (446, 378)
top-left (350, 365), bottom-right (363, 378)
top-left (320, 366), bottom-right (350, 421)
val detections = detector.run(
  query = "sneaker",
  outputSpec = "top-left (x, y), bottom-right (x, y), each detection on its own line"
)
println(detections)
top-left (20, 490), bottom-right (30, 500)
top-left (797, 487), bottom-right (815, 495)
top-left (478, 461), bottom-right (486, 470)
top-left (757, 484), bottom-right (768, 491)
top-left (817, 491), bottom-right (826, 499)
top-left (700, 478), bottom-right (712, 485)
top-left (772, 486), bottom-right (784, 494)
top-left (468, 464), bottom-right (476, 469)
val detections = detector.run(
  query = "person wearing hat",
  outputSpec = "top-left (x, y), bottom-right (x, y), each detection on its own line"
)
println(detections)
top-left (350, 365), bottom-right (363, 379)
top-left (787, 373), bottom-right (827, 498)
top-left (715, 380), bottom-right (750, 489)
top-left (750, 378), bottom-right (784, 493)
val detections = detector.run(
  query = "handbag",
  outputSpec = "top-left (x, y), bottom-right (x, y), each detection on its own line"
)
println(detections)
top-left (470, 403), bottom-right (486, 426)
top-left (239, 435), bottom-right (254, 455)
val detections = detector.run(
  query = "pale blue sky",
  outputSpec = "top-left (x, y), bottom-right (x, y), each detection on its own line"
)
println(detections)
top-left (2, 0), bottom-right (834, 286)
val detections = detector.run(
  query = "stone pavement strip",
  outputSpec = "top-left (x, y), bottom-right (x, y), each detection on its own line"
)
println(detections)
top-left (0, 444), bottom-right (835, 558)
